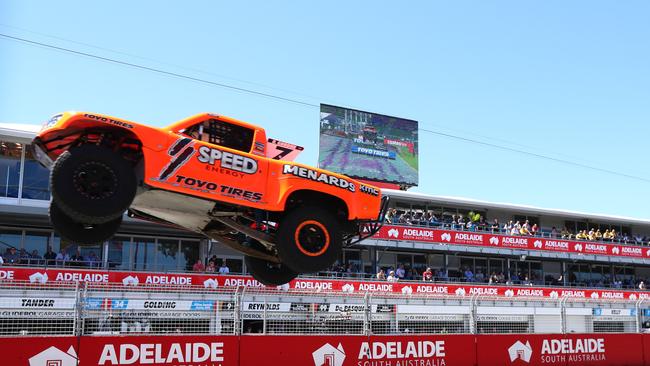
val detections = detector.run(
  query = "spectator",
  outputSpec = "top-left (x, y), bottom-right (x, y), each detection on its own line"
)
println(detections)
top-left (464, 267), bottom-right (474, 282)
top-left (193, 259), bottom-right (205, 272)
top-left (510, 223), bottom-right (520, 236)
top-left (595, 229), bottom-right (603, 241)
top-left (530, 223), bottom-right (538, 236)
top-left (86, 252), bottom-right (99, 267)
top-left (489, 272), bottom-right (498, 284)
top-left (503, 220), bottom-right (513, 234)
top-left (466, 220), bottom-right (475, 231)
top-left (387, 271), bottom-right (398, 282)
top-left (385, 209), bottom-right (396, 224)
top-left (475, 270), bottom-right (485, 282)
top-left (206, 260), bottom-right (216, 273)
top-left (457, 215), bottom-right (465, 230)
top-left (497, 272), bottom-right (505, 283)
top-left (491, 219), bottom-right (500, 233)
top-left (422, 267), bottom-right (433, 282)
top-left (70, 248), bottom-right (84, 266)
top-left (602, 229), bottom-right (612, 241)
top-left (588, 229), bottom-right (596, 241)
top-left (55, 249), bottom-right (70, 264)
top-left (561, 227), bottom-right (573, 239)
top-left (219, 260), bottom-right (230, 274)
top-left (43, 246), bottom-right (57, 265)
top-left (0, 254), bottom-right (3, 266)
top-left (639, 281), bottom-right (646, 290)
top-left (436, 268), bottom-right (448, 281)
top-left (551, 227), bottom-right (558, 238)
top-left (520, 224), bottom-right (531, 236)
top-left (376, 269), bottom-right (386, 280)
top-left (395, 264), bottom-right (405, 279)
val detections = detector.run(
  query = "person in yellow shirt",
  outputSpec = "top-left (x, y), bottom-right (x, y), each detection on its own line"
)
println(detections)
top-left (603, 229), bottom-right (612, 240)
top-left (520, 225), bottom-right (531, 236)
top-left (588, 229), bottom-right (595, 241)
top-left (595, 229), bottom-right (603, 241)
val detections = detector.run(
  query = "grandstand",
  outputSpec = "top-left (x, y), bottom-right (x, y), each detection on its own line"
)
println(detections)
top-left (3, 123), bottom-right (650, 365)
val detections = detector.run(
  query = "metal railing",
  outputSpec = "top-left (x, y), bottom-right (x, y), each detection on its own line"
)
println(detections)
top-left (0, 281), bottom-right (646, 337)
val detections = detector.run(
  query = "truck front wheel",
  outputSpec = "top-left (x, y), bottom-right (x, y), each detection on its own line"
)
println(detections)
top-left (51, 144), bottom-right (136, 224)
top-left (276, 206), bottom-right (342, 274)
top-left (245, 256), bottom-right (297, 286)
top-left (50, 201), bottom-right (122, 244)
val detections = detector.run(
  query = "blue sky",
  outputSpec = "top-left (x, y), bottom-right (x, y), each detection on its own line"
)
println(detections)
top-left (1, 1), bottom-right (648, 219)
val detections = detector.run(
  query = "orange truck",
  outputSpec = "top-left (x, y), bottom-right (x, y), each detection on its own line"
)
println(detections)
top-left (32, 112), bottom-right (388, 285)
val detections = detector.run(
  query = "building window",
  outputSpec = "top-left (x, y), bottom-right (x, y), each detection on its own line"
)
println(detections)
top-left (157, 239), bottom-right (180, 271)
top-left (22, 144), bottom-right (51, 200)
top-left (180, 240), bottom-right (199, 271)
top-left (0, 141), bottom-right (21, 198)
top-left (133, 237), bottom-right (156, 271)
top-left (108, 236), bottom-right (132, 269)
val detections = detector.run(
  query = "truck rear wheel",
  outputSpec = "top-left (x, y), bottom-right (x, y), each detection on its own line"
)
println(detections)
top-left (50, 201), bottom-right (122, 244)
top-left (245, 256), bottom-right (297, 286)
top-left (51, 144), bottom-right (136, 224)
top-left (276, 206), bottom-right (342, 274)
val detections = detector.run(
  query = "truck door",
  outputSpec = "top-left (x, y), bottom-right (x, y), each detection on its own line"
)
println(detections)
top-left (173, 118), bottom-right (269, 206)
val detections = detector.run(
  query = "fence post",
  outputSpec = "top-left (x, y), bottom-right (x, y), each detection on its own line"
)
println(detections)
top-left (234, 285), bottom-right (243, 335)
top-left (560, 296), bottom-right (567, 334)
top-left (364, 292), bottom-right (371, 336)
top-left (636, 298), bottom-right (645, 333)
top-left (72, 281), bottom-right (83, 336)
top-left (469, 294), bottom-right (478, 334)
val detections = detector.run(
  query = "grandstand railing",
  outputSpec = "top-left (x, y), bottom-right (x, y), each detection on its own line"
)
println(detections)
top-left (0, 280), bottom-right (647, 337)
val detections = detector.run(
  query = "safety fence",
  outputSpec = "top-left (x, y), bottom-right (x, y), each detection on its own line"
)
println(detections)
top-left (0, 280), bottom-right (647, 337)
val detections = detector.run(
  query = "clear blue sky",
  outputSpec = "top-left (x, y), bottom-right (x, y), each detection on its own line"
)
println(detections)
top-left (1, 1), bottom-right (648, 219)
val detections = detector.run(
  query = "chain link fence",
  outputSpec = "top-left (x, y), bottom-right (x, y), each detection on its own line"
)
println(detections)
top-left (0, 281), bottom-right (646, 337)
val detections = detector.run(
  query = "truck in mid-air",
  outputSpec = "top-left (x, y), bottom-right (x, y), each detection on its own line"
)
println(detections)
top-left (33, 112), bottom-right (388, 285)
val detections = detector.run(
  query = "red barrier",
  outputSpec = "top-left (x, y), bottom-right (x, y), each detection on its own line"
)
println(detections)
top-left (2, 266), bottom-right (648, 301)
top-left (4, 333), bottom-right (648, 366)
top-left (477, 333), bottom-right (644, 366)
top-left (375, 225), bottom-right (649, 259)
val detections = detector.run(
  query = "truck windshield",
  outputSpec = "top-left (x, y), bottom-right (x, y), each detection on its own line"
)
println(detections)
top-left (183, 119), bottom-right (254, 153)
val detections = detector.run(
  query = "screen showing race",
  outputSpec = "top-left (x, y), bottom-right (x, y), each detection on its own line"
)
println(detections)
top-left (318, 104), bottom-right (418, 186)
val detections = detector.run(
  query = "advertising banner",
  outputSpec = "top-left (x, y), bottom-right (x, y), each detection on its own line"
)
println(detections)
top-left (7, 334), bottom-right (646, 366)
top-left (2, 266), bottom-right (650, 302)
top-left (375, 225), bottom-right (650, 260)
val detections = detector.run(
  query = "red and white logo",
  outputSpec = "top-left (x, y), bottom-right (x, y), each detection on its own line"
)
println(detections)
top-left (455, 288), bottom-right (466, 296)
top-left (312, 343), bottom-right (345, 366)
top-left (505, 289), bottom-right (515, 297)
top-left (29, 272), bottom-right (48, 284)
top-left (122, 275), bottom-right (139, 286)
top-left (489, 237), bottom-right (499, 245)
top-left (342, 283), bottom-right (355, 294)
top-left (508, 341), bottom-right (532, 363)
top-left (611, 247), bottom-right (620, 255)
top-left (29, 346), bottom-right (77, 366)
top-left (203, 278), bottom-right (218, 289)
top-left (574, 243), bottom-right (583, 252)
top-left (533, 240), bottom-right (543, 249)
top-left (401, 286), bottom-right (413, 295)
top-left (441, 233), bottom-right (452, 242)
top-left (387, 228), bottom-right (400, 238)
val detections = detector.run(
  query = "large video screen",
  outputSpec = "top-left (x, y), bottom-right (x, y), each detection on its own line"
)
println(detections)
top-left (318, 104), bottom-right (418, 186)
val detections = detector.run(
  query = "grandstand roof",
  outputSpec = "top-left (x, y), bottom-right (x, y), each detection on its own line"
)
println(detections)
top-left (384, 189), bottom-right (650, 227)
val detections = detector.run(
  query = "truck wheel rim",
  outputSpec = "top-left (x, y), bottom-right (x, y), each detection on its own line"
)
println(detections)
top-left (72, 161), bottom-right (118, 200)
top-left (294, 220), bottom-right (330, 257)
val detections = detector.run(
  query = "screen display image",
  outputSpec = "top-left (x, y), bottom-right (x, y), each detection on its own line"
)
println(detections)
top-left (318, 104), bottom-right (418, 186)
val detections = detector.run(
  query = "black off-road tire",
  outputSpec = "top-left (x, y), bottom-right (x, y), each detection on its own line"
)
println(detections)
top-left (51, 144), bottom-right (136, 224)
top-left (245, 256), bottom-right (297, 286)
top-left (276, 206), bottom-right (342, 274)
top-left (49, 201), bottom-right (122, 244)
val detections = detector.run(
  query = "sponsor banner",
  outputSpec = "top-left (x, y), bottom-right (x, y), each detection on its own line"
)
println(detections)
top-left (242, 302), bottom-right (291, 312)
top-left (0, 297), bottom-right (75, 309)
top-left (476, 333), bottom-right (644, 366)
top-left (592, 308), bottom-right (636, 317)
top-left (1, 334), bottom-right (649, 366)
top-left (3, 266), bottom-right (650, 301)
top-left (240, 334), bottom-right (475, 366)
top-left (108, 299), bottom-right (214, 311)
top-left (376, 225), bottom-right (650, 260)
top-left (0, 309), bottom-right (76, 318)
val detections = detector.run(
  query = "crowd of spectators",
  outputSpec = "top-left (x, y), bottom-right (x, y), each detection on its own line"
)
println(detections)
top-left (0, 246), bottom-right (101, 268)
top-left (384, 208), bottom-right (650, 245)
top-left (193, 255), bottom-right (231, 274)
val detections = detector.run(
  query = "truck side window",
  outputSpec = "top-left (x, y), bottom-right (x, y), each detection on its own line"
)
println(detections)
top-left (184, 119), bottom-right (254, 153)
